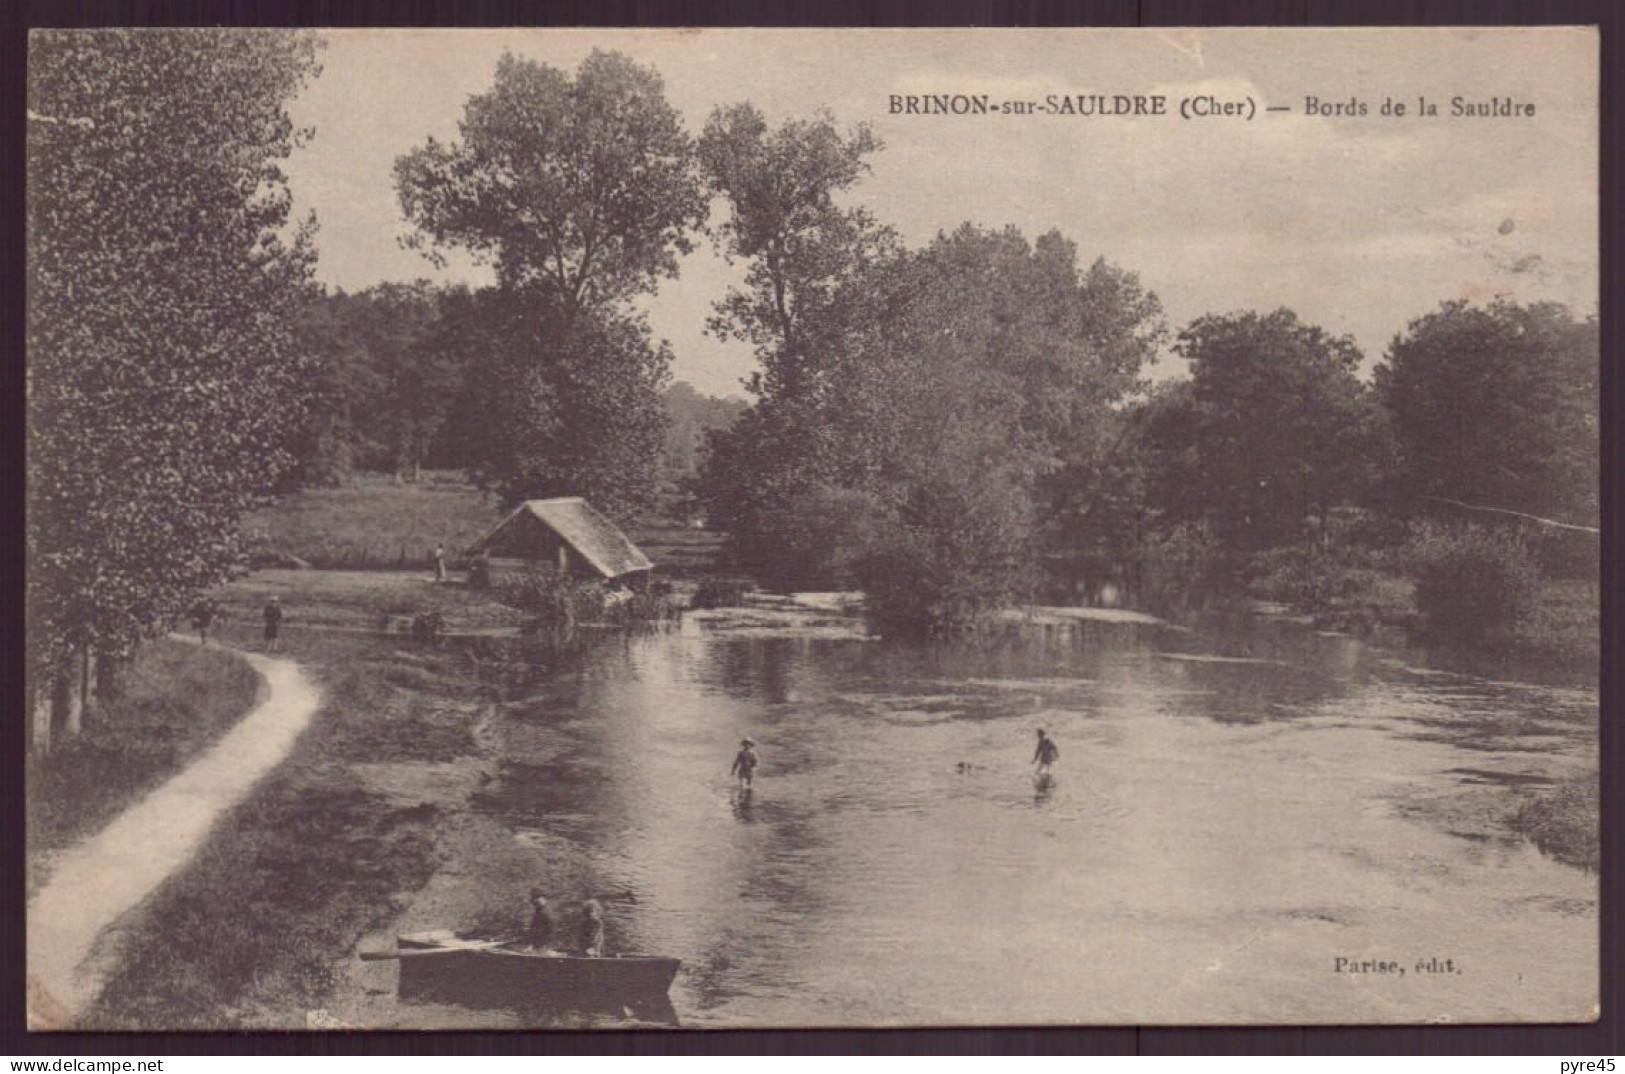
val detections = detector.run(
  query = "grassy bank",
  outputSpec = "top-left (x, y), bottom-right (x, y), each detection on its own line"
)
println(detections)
top-left (242, 473), bottom-right (500, 570)
top-left (1510, 772), bottom-right (1600, 873)
top-left (84, 621), bottom-right (488, 1029)
top-left (27, 640), bottom-right (264, 895)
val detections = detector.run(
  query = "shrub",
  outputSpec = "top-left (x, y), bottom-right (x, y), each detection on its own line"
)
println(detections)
top-left (856, 475), bottom-right (1036, 636)
top-left (1509, 772), bottom-right (1598, 872)
top-left (1406, 523), bottom-right (1538, 645)
top-left (496, 568), bottom-right (607, 629)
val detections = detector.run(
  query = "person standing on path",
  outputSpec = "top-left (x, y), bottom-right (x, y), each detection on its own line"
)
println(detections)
top-left (1032, 728), bottom-right (1059, 778)
top-left (262, 596), bottom-right (284, 653)
top-left (191, 598), bottom-right (218, 646)
top-left (433, 544), bottom-right (447, 584)
top-left (730, 737), bottom-right (759, 791)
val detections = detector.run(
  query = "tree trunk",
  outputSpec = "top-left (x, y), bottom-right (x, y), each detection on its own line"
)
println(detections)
top-left (62, 647), bottom-right (89, 740)
top-left (32, 681), bottom-right (53, 756)
top-left (96, 651), bottom-right (123, 700)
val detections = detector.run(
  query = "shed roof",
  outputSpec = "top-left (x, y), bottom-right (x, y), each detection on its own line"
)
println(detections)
top-left (473, 498), bottom-right (654, 579)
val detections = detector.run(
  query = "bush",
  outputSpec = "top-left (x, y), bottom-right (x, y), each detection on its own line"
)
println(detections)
top-left (1242, 541), bottom-right (1416, 636)
top-left (1406, 523), bottom-right (1538, 645)
top-left (602, 589), bottom-right (682, 626)
top-left (1509, 773), bottom-right (1598, 872)
top-left (856, 475), bottom-right (1036, 636)
top-left (496, 568), bottom-right (608, 629)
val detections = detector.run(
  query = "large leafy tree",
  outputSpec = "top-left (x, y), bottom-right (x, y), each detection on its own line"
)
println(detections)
top-left (1172, 309), bottom-right (1382, 553)
top-left (28, 30), bottom-right (323, 746)
top-left (395, 50), bottom-right (702, 516)
top-left (837, 226), bottom-right (1161, 629)
top-left (696, 105), bottom-right (896, 578)
top-left (1375, 300), bottom-right (1598, 527)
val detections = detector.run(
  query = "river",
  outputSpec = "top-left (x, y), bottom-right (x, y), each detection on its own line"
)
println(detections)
top-left (400, 603), bottom-right (1597, 1027)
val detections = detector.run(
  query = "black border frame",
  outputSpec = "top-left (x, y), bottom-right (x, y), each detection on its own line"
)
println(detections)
top-left (3, 0), bottom-right (1617, 1056)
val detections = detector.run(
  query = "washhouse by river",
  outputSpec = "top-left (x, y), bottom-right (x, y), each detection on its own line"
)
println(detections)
top-left (394, 603), bottom-right (1597, 1027)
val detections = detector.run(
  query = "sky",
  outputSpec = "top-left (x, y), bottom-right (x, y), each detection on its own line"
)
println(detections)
top-left (284, 28), bottom-right (1598, 399)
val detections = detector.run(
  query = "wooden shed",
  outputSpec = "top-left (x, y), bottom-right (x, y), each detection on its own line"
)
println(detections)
top-left (470, 498), bottom-right (654, 588)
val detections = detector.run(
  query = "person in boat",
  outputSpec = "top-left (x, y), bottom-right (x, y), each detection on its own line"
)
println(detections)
top-left (524, 888), bottom-right (559, 953)
top-left (1032, 728), bottom-right (1060, 777)
top-left (730, 737), bottom-right (759, 790)
top-left (578, 899), bottom-right (605, 958)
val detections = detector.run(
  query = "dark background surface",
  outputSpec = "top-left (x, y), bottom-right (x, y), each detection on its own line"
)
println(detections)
top-left (2, 0), bottom-right (1617, 1056)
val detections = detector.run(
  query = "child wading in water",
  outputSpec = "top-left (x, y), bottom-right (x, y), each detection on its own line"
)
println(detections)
top-left (730, 738), bottom-right (759, 790)
top-left (1033, 728), bottom-right (1060, 778)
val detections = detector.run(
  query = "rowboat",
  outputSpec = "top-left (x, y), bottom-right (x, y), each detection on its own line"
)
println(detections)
top-left (389, 930), bottom-right (681, 1011)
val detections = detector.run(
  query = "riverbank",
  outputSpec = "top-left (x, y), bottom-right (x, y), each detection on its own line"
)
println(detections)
top-left (76, 579), bottom-right (504, 1028)
top-left (27, 640), bottom-right (264, 897)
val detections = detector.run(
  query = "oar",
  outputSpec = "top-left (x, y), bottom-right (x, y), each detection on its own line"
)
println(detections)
top-left (359, 939), bottom-right (510, 961)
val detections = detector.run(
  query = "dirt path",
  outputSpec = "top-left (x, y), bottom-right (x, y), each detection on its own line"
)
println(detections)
top-left (27, 647), bottom-right (321, 1028)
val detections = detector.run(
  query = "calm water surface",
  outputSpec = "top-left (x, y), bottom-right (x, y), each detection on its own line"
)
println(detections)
top-left (456, 611), bottom-right (1596, 1026)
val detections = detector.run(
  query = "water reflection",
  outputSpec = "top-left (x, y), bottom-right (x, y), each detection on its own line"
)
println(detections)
top-left (460, 611), bottom-right (1596, 1027)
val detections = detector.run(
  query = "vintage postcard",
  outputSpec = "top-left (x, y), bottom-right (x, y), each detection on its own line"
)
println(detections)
top-left (25, 27), bottom-right (1599, 1030)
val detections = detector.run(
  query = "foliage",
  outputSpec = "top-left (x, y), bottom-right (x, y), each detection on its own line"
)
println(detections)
top-left (497, 567), bottom-right (615, 630)
top-left (395, 51), bottom-right (695, 519)
top-left (1509, 772), bottom-right (1599, 873)
top-left (856, 469), bottom-right (1038, 635)
top-left (439, 295), bottom-right (672, 519)
top-left (1168, 309), bottom-right (1387, 554)
top-left (698, 171), bottom-right (1167, 628)
top-left (1405, 523), bottom-right (1539, 645)
top-left (27, 30), bottom-right (324, 678)
top-left (1242, 541), bottom-right (1417, 637)
top-left (497, 567), bottom-right (675, 629)
top-left (1376, 300), bottom-right (1598, 529)
top-left (288, 283), bottom-right (471, 484)
top-left (396, 50), bottom-right (706, 308)
top-left (1135, 523), bottom-right (1227, 616)
top-left (661, 381), bottom-right (746, 491)
top-left (699, 103), bottom-right (891, 403)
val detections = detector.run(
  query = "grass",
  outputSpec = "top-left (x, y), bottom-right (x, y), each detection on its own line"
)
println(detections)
top-left (27, 640), bottom-right (264, 894)
top-left (1509, 772), bottom-right (1599, 873)
top-left (204, 569), bottom-right (528, 636)
top-left (244, 473), bottom-right (727, 579)
top-left (242, 472), bottom-right (501, 570)
top-left (84, 629), bottom-right (482, 1029)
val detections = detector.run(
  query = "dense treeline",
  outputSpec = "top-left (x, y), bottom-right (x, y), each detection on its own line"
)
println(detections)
top-left (691, 106), bottom-right (1597, 642)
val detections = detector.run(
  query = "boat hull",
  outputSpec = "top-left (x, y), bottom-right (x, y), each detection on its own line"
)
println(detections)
top-left (396, 932), bottom-right (680, 1012)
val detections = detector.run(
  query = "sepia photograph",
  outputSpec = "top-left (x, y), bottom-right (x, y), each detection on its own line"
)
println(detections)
top-left (24, 27), bottom-right (1599, 1031)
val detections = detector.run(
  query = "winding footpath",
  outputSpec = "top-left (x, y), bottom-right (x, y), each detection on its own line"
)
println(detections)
top-left (27, 647), bottom-right (321, 1029)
